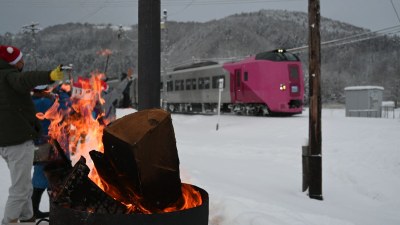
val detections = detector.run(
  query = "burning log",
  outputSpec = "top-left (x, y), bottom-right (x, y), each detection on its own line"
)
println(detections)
top-left (97, 108), bottom-right (182, 211)
top-left (89, 150), bottom-right (133, 205)
top-left (43, 139), bottom-right (73, 198)
top-left (52, 156), bottom-right (128, 214)
top-left (47, 109), bottom-right (205, 218)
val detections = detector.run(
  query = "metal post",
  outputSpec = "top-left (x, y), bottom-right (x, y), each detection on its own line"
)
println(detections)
top-left (308, 0), bottom-right (323, 200)
top-left (138, 0), bottom-right (161, 111)
top-left (216, 78), bottom-right (223, 130)
top-left (161, 9), bottom-right (168, 109)
top-left (104, 54), bottom-right (110, 75)
top-left (161, 9), bottom-right (168, 75)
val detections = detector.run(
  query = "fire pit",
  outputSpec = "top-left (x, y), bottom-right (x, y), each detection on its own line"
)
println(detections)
top-left (44, 109), bottom-right (209, 225)
top-left (49, 184), bottom-right (208, 225)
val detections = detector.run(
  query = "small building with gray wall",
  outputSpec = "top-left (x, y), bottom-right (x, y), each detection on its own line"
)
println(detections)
top-left (344, 86), bottom-right (384, 117)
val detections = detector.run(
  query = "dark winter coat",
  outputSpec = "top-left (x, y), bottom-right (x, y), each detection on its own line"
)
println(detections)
top-left (0, 59), bottom-right (52, 147)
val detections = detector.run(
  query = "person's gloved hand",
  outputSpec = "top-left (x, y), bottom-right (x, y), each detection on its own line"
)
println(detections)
top-left (50, 65), bottom-right (64, 81)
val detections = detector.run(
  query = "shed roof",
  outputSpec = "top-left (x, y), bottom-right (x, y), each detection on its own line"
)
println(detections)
top-left (344, 86), bottom-right (384, 91)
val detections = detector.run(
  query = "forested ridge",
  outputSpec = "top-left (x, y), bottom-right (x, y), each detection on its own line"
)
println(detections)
top-left (1, 9), bottom-right (399, 104)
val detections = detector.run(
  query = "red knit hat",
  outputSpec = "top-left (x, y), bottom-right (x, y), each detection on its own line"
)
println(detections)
top-left (0, 45), bottom-right (23, 65)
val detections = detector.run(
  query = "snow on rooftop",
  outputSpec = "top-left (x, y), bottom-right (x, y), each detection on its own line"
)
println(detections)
top-left (344, 86), bottom-right (384, 91)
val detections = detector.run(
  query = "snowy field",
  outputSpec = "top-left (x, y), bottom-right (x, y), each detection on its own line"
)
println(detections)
top-left (1, 107), bottom-right (399, 225)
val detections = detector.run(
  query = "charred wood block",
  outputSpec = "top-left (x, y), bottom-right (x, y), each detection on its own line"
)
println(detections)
top-left (43, 139), bottom-right (73, 198)
top-left (89, 150), bottom-right (134, 205)
top-left (53, 156), bottom-right (128, 214)
top-left (102, 109), bottom-right (182, 210)
top-left (43, 159), bottom-right (73, 199)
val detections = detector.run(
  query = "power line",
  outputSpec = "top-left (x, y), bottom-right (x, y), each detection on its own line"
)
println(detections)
top-left (168, 0), bottom-right (196, 17)
top-left (390, 0), bottom-right (400, 24)
top-left (287, 24), bottom-right (400, 53)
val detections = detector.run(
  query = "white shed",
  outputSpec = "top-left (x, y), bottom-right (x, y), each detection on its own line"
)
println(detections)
top-left (344, 86), bottom-right (384, 118)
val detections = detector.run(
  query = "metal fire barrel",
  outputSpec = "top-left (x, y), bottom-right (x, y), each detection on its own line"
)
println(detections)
top-left (49, 184), bottom-right (209, 225)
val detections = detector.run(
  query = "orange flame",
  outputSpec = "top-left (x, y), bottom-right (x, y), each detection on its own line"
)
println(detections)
top-left (37, 72), bottom-right (202, 213)
top-left (162, 184), bottom-right (203, 213)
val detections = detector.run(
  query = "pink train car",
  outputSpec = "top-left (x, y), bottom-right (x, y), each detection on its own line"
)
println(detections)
top-left (160, 49), bottom-right (304, 116)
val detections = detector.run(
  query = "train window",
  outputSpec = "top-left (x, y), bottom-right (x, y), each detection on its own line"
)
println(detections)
top-left (244, 72), bottom-right (248, 81)
top-left (212, 76), bottom-right (225, 88)
top-left (198, 78), bottom-right (204, 89)
top-left (192, 79), bottom-right (197, 90)
top-left (204, 77), bottom-right (210, 89)
top-left (167, 81), bottom-right (173, 92)
top-left (289, 66), bottom-right (299, 79)
top-left (186, 79), bottom-right (192, 90)
top-left (175, 80), bottom-right (184, 91)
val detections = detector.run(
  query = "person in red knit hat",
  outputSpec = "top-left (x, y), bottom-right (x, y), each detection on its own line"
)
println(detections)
top-left (0, 45), bottom-right (64, 224)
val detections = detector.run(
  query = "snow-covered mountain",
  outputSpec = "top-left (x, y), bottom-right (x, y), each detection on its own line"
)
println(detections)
top-left (1, 9), bottom-right (399, 104)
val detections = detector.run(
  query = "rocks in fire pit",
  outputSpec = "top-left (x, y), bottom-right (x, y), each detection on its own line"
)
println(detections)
top-left (94, 108), bottom-right (182, 212)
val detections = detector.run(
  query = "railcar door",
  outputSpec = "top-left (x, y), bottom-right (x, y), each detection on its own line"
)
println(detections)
top-left (234, 69), bottom-right (243, 102)
top-left (288, 65), bottom-right (301, 97)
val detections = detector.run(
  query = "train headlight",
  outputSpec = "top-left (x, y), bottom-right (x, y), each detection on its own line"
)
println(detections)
top-left (280, 84), bottom-right (286, 91)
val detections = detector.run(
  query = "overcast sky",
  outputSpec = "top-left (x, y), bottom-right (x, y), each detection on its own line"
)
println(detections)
top-left (1, 0), bottom-right (400, 34)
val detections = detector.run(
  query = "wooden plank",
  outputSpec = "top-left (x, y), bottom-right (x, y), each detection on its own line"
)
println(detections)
top-left (101, 109), bottom-right (182, 211)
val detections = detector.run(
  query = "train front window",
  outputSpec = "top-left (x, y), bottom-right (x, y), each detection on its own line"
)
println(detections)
top-left (255, 50), bottom-right (299, 62)
top-left (284, 53), bottom-right (299, 61)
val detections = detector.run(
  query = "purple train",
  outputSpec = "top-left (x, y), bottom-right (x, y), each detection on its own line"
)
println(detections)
top-left (159, 49), bottom-right (304, 116)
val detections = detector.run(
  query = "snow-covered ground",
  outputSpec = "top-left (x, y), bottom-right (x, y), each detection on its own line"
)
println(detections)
top-left (1, 107), bottom-right (399, 225)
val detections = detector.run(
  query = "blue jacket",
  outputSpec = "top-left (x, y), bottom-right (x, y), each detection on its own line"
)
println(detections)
top-left (32, 93), bottom-right (54, 189)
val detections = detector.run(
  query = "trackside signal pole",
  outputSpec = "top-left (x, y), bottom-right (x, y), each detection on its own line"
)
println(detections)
top-left (216, 78), bottom-right (223, 130)
top-left (306, 0), bottom-right (323, 200)
top-left (138, 0), bottom-right (161, 110)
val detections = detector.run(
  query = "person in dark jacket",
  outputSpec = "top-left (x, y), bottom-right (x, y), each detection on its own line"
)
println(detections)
top-left (0, 45), bottom-right (64, 225)
top-left (102, 68), bottom-right (133, 122)
top-left (119, 72), bottom-right (133, 108)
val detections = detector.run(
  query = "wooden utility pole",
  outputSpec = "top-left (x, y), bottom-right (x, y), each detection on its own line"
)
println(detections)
top-left (138, 0), bottom-right (161, 110)
top-left (307, 0), bottom-right (323, 200)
